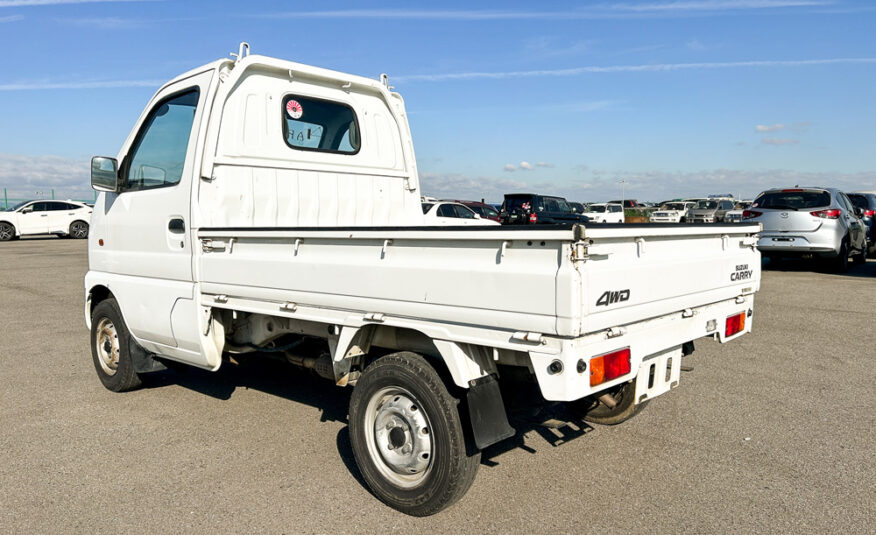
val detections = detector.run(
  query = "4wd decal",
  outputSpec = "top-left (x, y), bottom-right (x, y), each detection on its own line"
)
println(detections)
top-left (596, 289), bottom-right (630, 307)
top-left (731, 264), bottom-right (753, 282)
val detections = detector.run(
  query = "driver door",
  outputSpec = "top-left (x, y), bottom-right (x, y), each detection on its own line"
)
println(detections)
top-left (18, 202), bottom-right (49, 234)
top-left (98, 69), bottom-right (213, 366)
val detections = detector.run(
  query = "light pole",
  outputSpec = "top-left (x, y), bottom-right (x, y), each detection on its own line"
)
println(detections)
top-left (620, 180), bottom-right (626, 206)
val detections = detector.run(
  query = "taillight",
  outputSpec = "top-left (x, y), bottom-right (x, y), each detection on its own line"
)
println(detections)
top-left (590, 347), bottom-right (631, 387)
top-left (865, 209), bottom-right (875, 217)
top-left (529, 213), bottom-right (538, 223)
top-left (742, 210), bottom-right (761, 219)
top-left (725, 312), bottom-right (746, 337)
top-left (811, 209), bottom-right (841, 219)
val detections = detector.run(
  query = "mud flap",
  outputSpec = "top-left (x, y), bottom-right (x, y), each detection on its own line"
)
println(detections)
top-left (467, 375), bottom-right (515, 450)
top-left (129, 337), bottom-right (167, 373)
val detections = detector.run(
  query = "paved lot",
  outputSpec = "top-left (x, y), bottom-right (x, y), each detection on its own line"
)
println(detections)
top-left (1, 237), bottom-right (873, 534)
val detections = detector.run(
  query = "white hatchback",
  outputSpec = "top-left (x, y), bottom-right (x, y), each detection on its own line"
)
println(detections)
top-left (583, 203), bottom-right (625, 223)
top-left (0, 200), bottom-right (92, 240)
top-left (421, 202), bottom-right (500, 226)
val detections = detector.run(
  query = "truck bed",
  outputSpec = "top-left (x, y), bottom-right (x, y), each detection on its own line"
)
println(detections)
top-left (197, 223), bottom-right (761, 339)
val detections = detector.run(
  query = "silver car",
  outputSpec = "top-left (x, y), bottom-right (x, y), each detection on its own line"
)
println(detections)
top-left (688, 198), bottom-right (736, 223)
top-left (744, 187), bottom-right (867, 271)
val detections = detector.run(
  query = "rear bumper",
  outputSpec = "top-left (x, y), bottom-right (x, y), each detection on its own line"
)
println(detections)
top-left (528, 294), bottom-right (755, 402)
top-left (757, 231), bottom-right (841, 255)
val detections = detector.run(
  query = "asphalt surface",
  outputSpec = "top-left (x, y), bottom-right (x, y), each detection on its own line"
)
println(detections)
top-left (1, 237), bottom-right (873, 534)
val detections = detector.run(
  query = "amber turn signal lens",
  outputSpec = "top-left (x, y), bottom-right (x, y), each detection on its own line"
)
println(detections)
top-left (589, 347), bottom-right (631, 387)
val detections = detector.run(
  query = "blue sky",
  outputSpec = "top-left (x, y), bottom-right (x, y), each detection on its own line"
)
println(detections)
top-left (0, 0), bottom-right (874, 202)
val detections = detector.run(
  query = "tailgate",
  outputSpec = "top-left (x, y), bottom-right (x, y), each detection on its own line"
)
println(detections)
top-left (577, 224), bottom-right (760, 333)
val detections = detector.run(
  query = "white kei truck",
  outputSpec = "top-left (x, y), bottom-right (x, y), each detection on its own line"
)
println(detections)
top-left (85, 44), bottom-right (761, 516)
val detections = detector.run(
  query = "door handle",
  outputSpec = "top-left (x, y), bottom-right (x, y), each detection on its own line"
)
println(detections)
top-left (168, 218), bottom-right (185, 233)
top-left (40, 214), bottom-right (48, 217)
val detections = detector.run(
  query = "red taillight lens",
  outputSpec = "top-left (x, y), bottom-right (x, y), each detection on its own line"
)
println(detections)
top-left (865, 209), bottom-right (875, 217)
top-left (811, 209), bottom-right (841, 219)
top-left (725, 312), bottom-right (746, 337)
top-left (529, 213), bottom-right (538, 223)
top-left (590, 348), bottom-right (631, 387)
top-left (742, 210), bottom-right (761, 219)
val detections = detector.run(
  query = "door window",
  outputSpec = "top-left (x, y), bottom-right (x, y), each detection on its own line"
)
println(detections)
top-left (453, 205), bottom-right (476, 219)
top-left (124, 89), bottom-right (200, 190)
top-left (437, 204), bottom-right (457, 218)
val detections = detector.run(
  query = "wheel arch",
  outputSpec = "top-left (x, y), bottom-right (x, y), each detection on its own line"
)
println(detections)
top-left (85, 284), bottom-right (114, 329)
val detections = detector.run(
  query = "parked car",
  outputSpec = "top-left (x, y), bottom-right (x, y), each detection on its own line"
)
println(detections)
top-left (724, 201), bottom-right (753, 223)
top-left (650, 202), bottom-right (695, 223)
top-left (422, 202), bottom-right (499, 226)
top-left (499, 193), bottom-right (588, 225)
top-left (744, 187), bottom-right (867, 271)
top-left (847, 192), bottom-right (876, 257)
top-left (687, 198), bottom-right (736, 223)
top-left (0, 200), bottom-right (92, 241)
top-left (447, 200), bottom-right (500, 222)
top-left (569, 201), bottom-right (587, 214)
top-left (608, 199), bottom-right (642, 210)
top-left (583, 202), bottom-right (625, 223)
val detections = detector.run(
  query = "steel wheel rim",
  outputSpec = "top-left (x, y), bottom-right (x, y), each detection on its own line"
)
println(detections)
top-left (0, 224), bottom-right (11, 240)
top-left (95, 317), bottom-right (120, 376)
top-left (72, 222), bottom-right (88, 238)
top-left (363, 386), bottom-right (433, 488)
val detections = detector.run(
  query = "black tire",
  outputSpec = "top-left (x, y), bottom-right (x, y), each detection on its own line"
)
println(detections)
top-left (831, 239), bottom-right (849, 273)
top-left (852, 242), bottom-right (867, 265)
top-left (69, 220), bottom-right (89, 239)
top-left (349, 352), bottom-right (480, 517)
top-left (565, 381), bottom-right (648, 426)
top-left (90, 298), bottom-right (142, 392)
top-left (0, 221), bottom-right (14, 241)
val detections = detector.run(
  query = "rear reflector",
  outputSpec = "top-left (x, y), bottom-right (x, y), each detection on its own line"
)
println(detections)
top-left (811, 208), bottom-right (841, 219)
top-left (725, 312), bottom-right (746, 337)
top-left (742, 210), bottom-right (761, 219)
top-left (590, 347), bottom-right (631, 387)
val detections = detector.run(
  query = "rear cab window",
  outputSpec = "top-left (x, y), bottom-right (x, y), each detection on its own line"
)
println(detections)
top-left (282, 95), bottom-right (360, 154)
top-left (753, 190), bottom-right (830, 210)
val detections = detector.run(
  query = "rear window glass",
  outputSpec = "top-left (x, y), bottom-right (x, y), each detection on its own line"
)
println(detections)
top-left (503, 197), bottom-right (533, 212)
top-left (753, 191), bottom-right (830, 210)
top-left (847, 194), bottom-right (868, 209)
top-left (282, 95), bottom-right (360, 154)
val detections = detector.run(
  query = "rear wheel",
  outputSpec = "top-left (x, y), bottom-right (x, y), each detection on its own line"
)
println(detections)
top-left (349, 352), bottom-right (480, 516)
top-left (69, 220), bottom-right (89, 239)
top-left (90, 298), bottom-right (142, 392)
top-left (565, 381), bottom-right (648, 425)
top-left (852, 241), bottom-right (867, 265)
top-left (0, 222), bottom-right (14, 241)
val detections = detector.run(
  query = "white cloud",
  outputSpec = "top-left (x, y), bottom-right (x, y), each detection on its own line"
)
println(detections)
top-left (755, 123), bottom-right (786, 132)
top-left (0, 14), bottom-right (22, 21)
top-left (0, 79), bottom-right (162, 91)
top-left (264, 3), bottom-right (833, 21)
top-left (394, 57), bottom-right (876, 83)
top-left (762, 138), bottom-right (799, 145)
top-left (503, 164), bottom-right (517, 172)
top-left (0, 153), bottom-right (92, 201)
top-left (519, 161), bottom-right (534, 170)
top-left (536, 162), bottom-right (554, 168)
top-left (0, 0), bottom-right (153, 6)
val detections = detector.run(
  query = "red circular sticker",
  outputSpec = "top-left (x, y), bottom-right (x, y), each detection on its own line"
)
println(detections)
top-left (286, 100), bottom-right (303, 119)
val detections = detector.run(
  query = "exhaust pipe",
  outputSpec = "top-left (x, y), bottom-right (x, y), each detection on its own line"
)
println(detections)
top-left (285, 352), bottom-right (335, 381)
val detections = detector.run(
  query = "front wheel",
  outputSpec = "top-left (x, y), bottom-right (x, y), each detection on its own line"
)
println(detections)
top-left (69, 220), bottom-right (89, 239)
top-left (90, 298), bottom-right (142, 392)
top-left (349, 352), bottom-right (480, 516)
top-left (565, 381), bottom-right (648, 425)
top-left (0, 222), bottom-right (14, 241)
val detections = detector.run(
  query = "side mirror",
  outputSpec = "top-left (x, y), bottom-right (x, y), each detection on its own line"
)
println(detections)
top-left (21, 206), bottom-right (33, 214)
top-left (91, 156), bottom-right (120, 192)
top-left (855, 207), bottom-right (864, 218)
top-left (473, 213), bottom-right (482, 219)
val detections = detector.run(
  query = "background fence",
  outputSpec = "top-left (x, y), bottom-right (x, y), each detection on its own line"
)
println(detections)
top-left (2, 188), bottom-right (97, 210)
